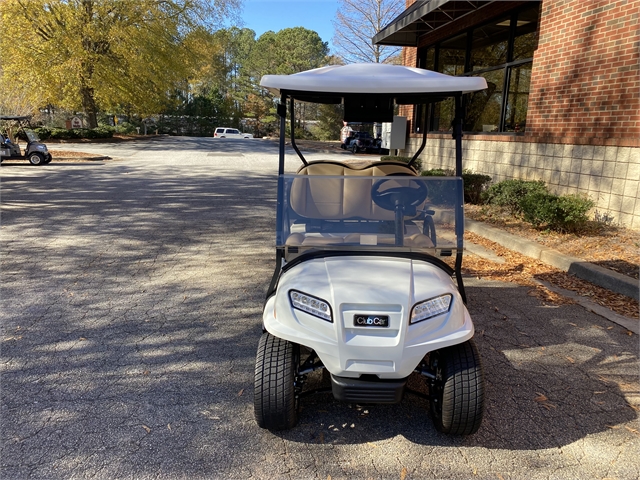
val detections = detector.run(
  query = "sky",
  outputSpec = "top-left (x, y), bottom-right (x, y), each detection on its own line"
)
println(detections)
top-left (240, 0), bottom-right (340, 51)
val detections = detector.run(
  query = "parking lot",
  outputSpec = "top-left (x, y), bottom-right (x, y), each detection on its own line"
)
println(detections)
top-left (1, 136), bottom-right (638, 479)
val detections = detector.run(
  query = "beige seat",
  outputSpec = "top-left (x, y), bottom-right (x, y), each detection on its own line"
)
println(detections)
top-left (287, 161), bottom-right (433, 248)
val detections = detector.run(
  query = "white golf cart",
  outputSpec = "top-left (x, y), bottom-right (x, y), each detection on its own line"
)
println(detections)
top-left (254, 64), bottom-right (487, 435)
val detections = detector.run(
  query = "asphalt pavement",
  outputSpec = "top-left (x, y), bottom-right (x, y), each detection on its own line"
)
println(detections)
top-left (1, 137), bottom-right (638, 479)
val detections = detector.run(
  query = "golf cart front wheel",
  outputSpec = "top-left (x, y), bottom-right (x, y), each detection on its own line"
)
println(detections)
top-left (29, 152), bottom-right (45, 165)
top-left (428, 339), bottom-right (485, 435)
top-left (254, 332), bottom-right (300, 430)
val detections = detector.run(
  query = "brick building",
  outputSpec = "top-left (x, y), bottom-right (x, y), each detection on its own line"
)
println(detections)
top-left (374, 0), bottom-right (639, 229)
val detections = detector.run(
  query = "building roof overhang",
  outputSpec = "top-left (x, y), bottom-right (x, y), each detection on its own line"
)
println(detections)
top-left (373, 1), bottom-right (536, 47)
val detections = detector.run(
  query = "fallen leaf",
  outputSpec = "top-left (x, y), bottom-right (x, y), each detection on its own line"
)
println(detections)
top-left (606, 425), bottom-right (620, 429)
top-left (624, 426), bottom-right (639, 435)
top-left (400, 467), bottom-right (408, 480)
top-left (142, 425), bottom-right (151, 433)
top-left (535, 394), bottom-right (549, 403)
top-left (237, 389), bottom-right (244, 396)
top-left (167, 424), bottom-right (171, 431)
top-left (566, 356), bottom-right (575, 364)
top-left (367, 442), bottom-right (378, 448)
top-left (143, 370), bottom-right (150, 375)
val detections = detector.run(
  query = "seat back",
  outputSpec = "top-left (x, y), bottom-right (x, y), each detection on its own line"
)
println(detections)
top-left (290, 161), bottom-right (418, 220)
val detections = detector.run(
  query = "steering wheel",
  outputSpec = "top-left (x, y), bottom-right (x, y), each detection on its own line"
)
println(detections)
top-left (371, 178), bottom-right (428, 216)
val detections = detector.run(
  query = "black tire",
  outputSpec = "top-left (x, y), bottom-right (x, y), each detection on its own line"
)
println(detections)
top-left (351, 143), bottom-right (358, 154)
top-left (28, 152), bottom-right (44, 165)
top-left (254, 332), bottom-right (299, 430)
top-left (44, 154), bottom-right (52, 164)
top-left (428, 339), bottom-right (484, 435)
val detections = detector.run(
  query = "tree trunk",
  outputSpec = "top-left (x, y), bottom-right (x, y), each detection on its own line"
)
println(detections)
top-left (80, 83), bottom-right (99, 128)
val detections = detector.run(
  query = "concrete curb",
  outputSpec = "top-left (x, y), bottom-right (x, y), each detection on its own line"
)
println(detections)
top-left (534, 279), bottom-right (639, 334)
top-left (54, 156), bottom-right (111, 161)
top-left (465, 218), bottom-right (639, 301)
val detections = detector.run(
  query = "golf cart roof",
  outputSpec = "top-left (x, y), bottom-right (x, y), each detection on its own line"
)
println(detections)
top-left (0, 115), bottom-right (31, 121)
top-left (260, 63), bottom-right (487, 99)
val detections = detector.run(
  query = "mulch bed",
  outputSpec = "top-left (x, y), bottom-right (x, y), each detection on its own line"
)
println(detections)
top-left (466, 205), bottom-right (639, 280)
top-left (462, 231), bottom-right (639, 320)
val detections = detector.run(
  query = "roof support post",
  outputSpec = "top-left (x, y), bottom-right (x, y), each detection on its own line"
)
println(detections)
top-left (278, 94), bottom-right (287, 175)
top-left (408, 103), bottom-right (430, 170)
top-left (289, 97), bottom-right (308, 166)
top-left (453, 93), bottom-right (467, 303)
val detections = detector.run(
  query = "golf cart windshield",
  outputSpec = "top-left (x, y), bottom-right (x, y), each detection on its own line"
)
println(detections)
top-left (278, 174), bottom-right (463, 258)
top-left (24, 129), bottom-right (40, 142)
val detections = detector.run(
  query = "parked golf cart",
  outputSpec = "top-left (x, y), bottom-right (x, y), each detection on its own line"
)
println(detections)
top-left (254, 64), bottom-right (488, 435)
top-left (0, 116), bottom-right (52, 165)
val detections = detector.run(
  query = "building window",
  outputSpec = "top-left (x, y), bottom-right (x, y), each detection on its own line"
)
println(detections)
top-left (414, 3), bottom-right (540, 134)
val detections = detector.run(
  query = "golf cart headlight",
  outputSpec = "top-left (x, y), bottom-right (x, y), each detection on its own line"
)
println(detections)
top-left (37, 145), bottom-right (46, 151)
top-left (289, 290), bottom-right (332, 323)
top-left (410, 294), bottom-right (452, 324)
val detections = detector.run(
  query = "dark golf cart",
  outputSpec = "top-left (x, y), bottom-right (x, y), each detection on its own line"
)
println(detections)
top-left (0, 116), bottom-right (52, 165)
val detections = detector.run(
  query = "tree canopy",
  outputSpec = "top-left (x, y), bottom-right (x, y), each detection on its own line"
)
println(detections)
top-left (0, 1), bottom-right (334, 137)
top-left (0, 0), bottom-right (241, 126)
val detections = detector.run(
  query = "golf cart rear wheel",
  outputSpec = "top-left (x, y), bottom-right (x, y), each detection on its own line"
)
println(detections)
top-left (428, 339), bottom-right (484, 435)
top-left (29, 152), bottom-right (45, 165)
top-left (254, 332), bottom-right (300, 430)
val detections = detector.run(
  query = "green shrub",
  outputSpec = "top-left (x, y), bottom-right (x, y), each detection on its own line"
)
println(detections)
top-left (33, 127), bottom-right (52, 140)
top-left (380, 155), bottom-right (422, 172)
top-left (116, 121), bottom-right (137, 134)
top-left (520, 192), bottom-right (594, 233)
top-left (49, 128), bottom-right (82, 139)
top-left (420, 168), bottom-right (452, 176)
top-left (483, 179), bottom-right (548, 214)
top-left (462, 171), bottom-right (492, 204)
top-left (84, 126), bottom-right (114, 139)
top-left (420, 168), bottom-right (491, 204)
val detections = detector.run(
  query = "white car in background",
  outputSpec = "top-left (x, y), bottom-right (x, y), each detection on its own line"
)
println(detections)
top-left (214, 127), bottom-right (253, 139)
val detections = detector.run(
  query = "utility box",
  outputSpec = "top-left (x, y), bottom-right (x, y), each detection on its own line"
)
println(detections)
top-left (381, 116), bottom-right (407, 150)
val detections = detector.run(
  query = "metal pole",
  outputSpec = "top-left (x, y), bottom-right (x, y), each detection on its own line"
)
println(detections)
top-left (289, 97), bottom-right (308, 166)
top-left (453, 94), bottom-right (467, 304)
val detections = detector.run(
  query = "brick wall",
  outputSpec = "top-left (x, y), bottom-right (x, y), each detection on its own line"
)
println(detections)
top-left (526, 0), bottom-right (640, 146)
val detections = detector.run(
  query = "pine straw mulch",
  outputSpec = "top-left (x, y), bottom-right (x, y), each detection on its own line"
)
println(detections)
top-left (466, 204), bottom-right (640, 280)
top-left (459, 230), bottom-right (639, 320)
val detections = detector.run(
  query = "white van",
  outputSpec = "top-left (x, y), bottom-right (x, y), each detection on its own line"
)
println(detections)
top-left (214, 127), bottom-right (253, 139)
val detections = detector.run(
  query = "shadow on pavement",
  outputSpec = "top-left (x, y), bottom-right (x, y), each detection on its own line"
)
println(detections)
top-left (274, 282), bottom-right (637, 450)
top-left (1, 160), bottom-right (637, 477)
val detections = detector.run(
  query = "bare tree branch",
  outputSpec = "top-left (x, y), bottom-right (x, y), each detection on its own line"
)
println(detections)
top-left (332, 0), bottom-right (403, 63)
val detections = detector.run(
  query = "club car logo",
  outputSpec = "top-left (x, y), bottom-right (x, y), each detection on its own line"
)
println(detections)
top-left (354, 314), bottom-right (389, 327)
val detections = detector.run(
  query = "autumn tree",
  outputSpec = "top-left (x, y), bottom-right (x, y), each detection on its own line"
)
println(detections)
top-left (0, 0), bottom-right (240, 127)
top-left (332, 0), bottom-right (404, 64)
